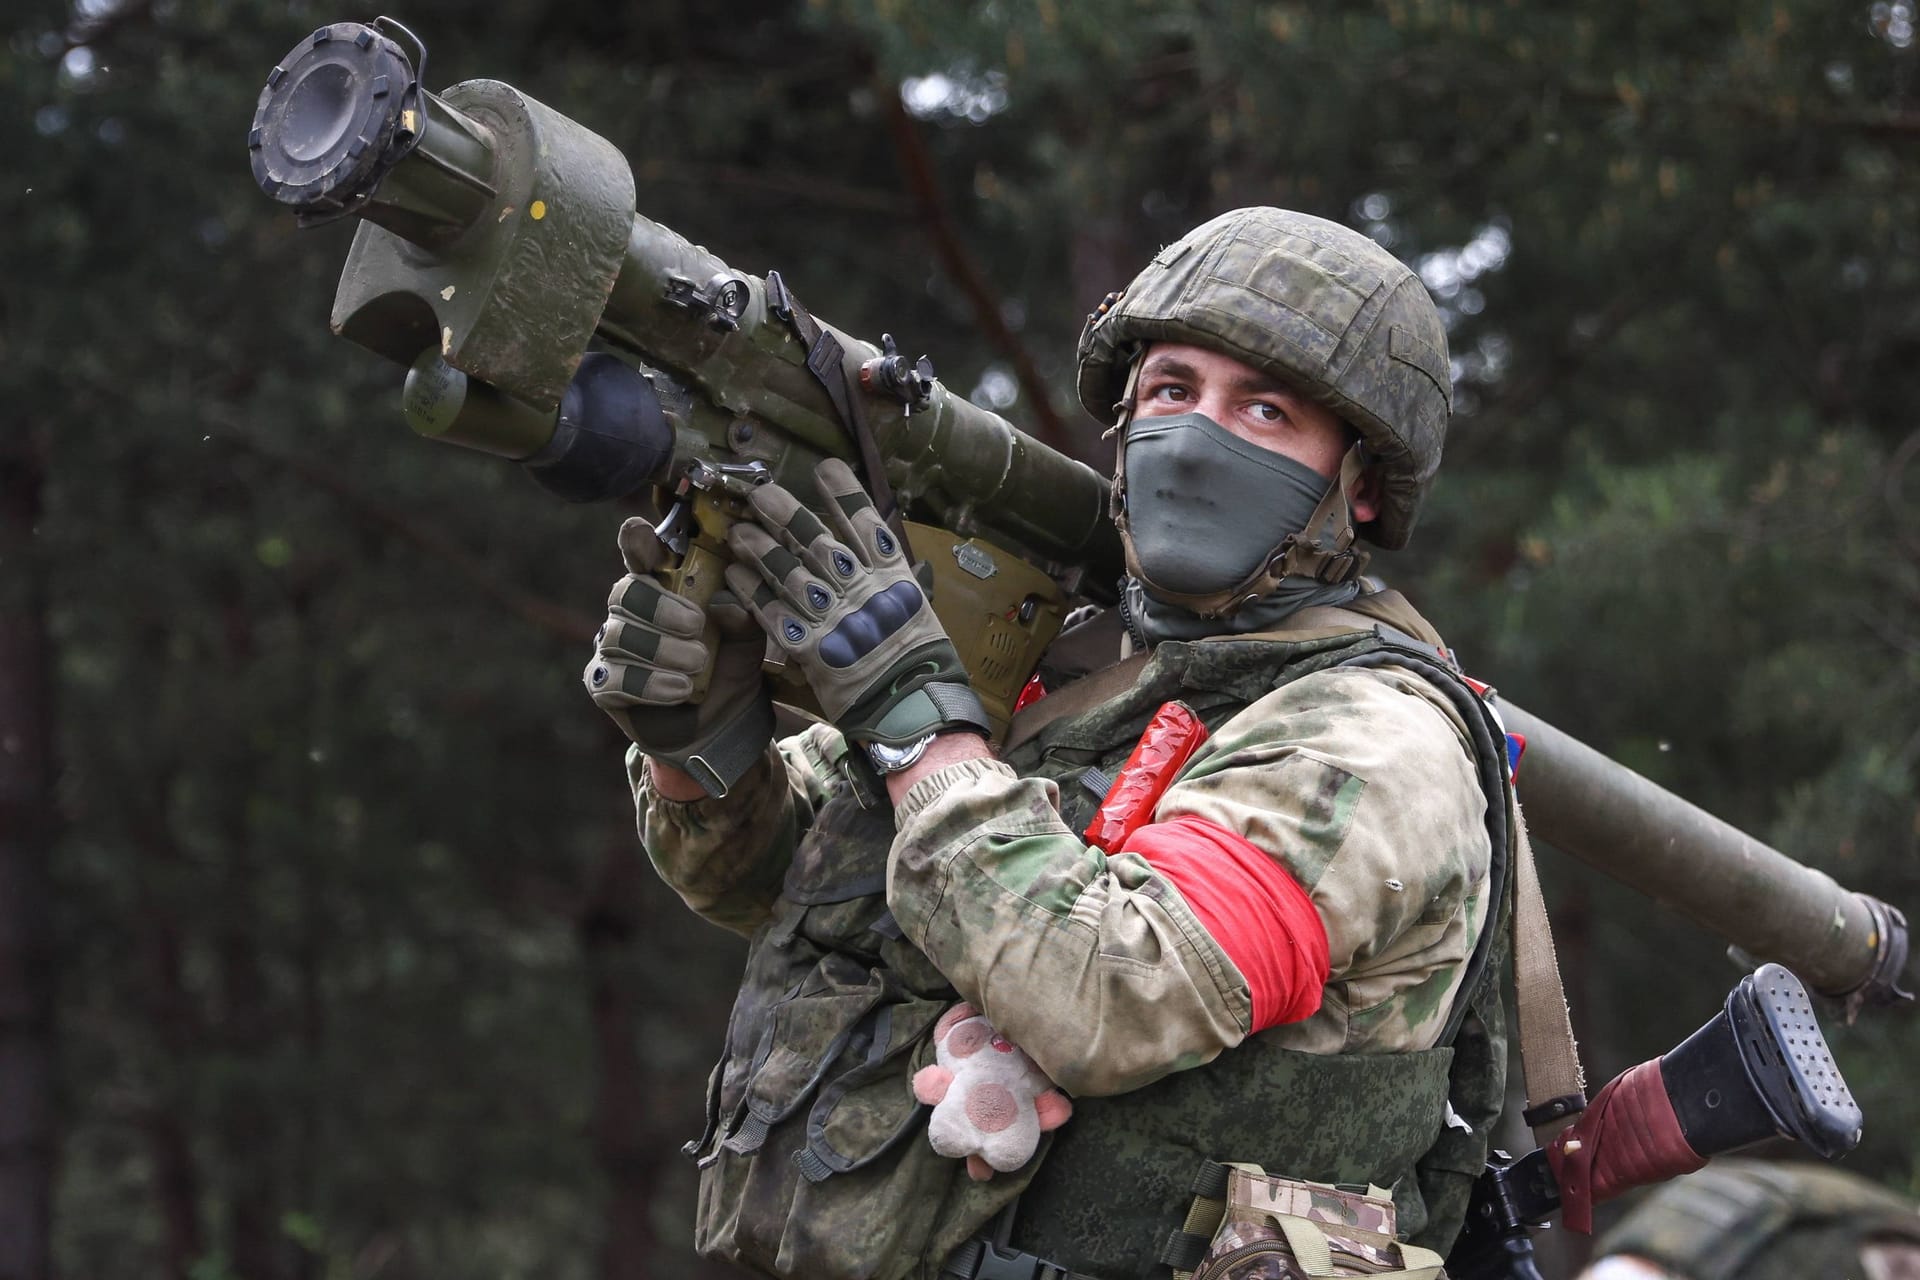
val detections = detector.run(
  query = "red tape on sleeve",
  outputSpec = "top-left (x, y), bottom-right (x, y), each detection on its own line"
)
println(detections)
top-left (1547, 1059), bottom-right (1705, 1234)
top-left (1123, 815), bottom-right (1329, 1031)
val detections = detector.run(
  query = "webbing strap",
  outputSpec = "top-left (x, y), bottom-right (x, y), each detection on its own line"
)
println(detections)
top-left (1003, 651), bottom-right (1149, 752)
top-left (1511, 811), bottom-right (1586, 1141)
top-left (1164, 1174), bottom-right (1228, 1280)
top-left (765, 269), bottom-right (915, 562)
top-left (1000, 604), bottom-right (1390, 752)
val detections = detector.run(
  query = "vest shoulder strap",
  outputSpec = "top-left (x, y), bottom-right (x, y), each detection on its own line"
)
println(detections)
top-left (1002, 650), bottom-right (1150, 753)
top-left (1003, 589), bottom-right (1425, 753)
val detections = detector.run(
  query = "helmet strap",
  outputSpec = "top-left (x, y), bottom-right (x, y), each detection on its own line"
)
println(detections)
top-left (1107, 352), bottom-right (1145, 534)
top-left (1271, 442), bottom-right (1372, 585)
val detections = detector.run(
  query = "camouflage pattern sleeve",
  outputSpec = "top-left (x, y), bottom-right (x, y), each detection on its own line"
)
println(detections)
top-left (889, 757), bottom-right (1251, 1098)
top-left (885, 665), bottom-right (1489, 1093)
top-left (631, 721), bottom-right (844, 936)
top-left (1155, 665), bottom-right (1491, 1056)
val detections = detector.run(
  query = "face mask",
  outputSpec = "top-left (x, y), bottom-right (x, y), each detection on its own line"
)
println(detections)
top-left (1120, 411), bottom-right (1335, 601)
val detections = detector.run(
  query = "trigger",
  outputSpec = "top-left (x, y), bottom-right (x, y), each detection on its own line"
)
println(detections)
top-left (653, 500), bottom-right (693, 558)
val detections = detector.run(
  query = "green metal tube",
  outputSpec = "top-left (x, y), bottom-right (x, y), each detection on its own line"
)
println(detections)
top-left (1500, 701), bottom-right (1909, 1007)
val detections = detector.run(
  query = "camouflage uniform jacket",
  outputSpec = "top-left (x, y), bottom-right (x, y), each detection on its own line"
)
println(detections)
top-left (634, 589), bottom-right (1513, 1279)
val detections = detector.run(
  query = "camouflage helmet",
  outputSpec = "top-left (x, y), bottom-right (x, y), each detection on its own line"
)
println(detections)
top-left (1076, 207), bottom-right (1452, 550)
top-left (1590, 1160), bottom-right (1920, 1280)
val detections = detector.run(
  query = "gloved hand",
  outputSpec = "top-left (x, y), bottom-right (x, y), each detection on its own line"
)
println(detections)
top-left (723, 458), bottom-right (988, 748)
top-left (583, 517), bottom-right (776, 798)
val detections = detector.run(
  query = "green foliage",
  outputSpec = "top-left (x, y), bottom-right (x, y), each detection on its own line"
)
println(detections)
top-left (13, 0), bottom-right (1920, 1273)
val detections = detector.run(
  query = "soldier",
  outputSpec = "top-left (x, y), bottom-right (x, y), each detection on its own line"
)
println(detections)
top-left (585, 208), bottom-right (1515, 1280)
top-left (1577, 1160), bottom-right (1920, 1280)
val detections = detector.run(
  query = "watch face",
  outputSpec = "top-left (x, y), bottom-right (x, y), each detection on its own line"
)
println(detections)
top-left (868, 734), bottom-right (933, 774)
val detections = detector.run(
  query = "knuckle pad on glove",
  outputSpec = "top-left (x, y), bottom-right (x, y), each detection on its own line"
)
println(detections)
top-left (819, 580), bottom-right (922, 668)
top-left (824, 543), bottom-right (860, 582)
top-left (781, 504), bottom-right (833, 556)
top-left (758, 543), bottom-right (807, 593)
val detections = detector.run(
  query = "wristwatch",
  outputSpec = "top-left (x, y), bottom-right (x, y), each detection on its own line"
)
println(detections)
top-left (867, 733), bottom-right (938, 775)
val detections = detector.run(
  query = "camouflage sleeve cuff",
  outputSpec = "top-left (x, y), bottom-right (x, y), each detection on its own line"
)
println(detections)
top-left (893, 756), bottom-right (1019, 827)
top-left (632, 742), bottom-right (807, 936)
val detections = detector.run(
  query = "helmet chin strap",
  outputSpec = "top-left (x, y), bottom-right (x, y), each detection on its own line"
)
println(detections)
top-left (1109, 350), bottom-right (1371, 619)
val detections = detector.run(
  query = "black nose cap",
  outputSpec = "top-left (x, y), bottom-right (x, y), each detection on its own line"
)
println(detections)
top-left (250, 24), bottom-right (412, 212)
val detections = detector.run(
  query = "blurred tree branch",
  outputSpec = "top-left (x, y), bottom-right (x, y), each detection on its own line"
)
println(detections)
top-left (881, 84), bottom-right (1073, 451)
top-left (0, 425), bottom-right (56, 1280)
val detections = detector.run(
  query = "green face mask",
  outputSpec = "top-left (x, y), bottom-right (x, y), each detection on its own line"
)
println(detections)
top-left (1121, 411), bottom-right (1335, 602)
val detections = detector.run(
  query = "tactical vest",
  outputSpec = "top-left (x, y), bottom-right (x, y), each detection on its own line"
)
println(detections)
top-left (1595, 1161), bottom-right (1920, 1280)
top-left (683, 593), bottom-right (1516, 1280)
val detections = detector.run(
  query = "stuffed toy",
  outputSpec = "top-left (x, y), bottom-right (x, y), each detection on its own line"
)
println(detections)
top-left (912, 1002), bottom-right (1073, 1180)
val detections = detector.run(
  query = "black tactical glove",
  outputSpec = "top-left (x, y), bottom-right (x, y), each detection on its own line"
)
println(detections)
top-left (723, 459), bottom-right (988, 750)
top-left (584, 517), bottom-right (776, 798)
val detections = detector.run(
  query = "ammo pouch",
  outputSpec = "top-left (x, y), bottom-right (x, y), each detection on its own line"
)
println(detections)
top-left (686, 790), bottom-right (1023, 1280)
top-left (1166, 1164), bottom-right (1447, 1280)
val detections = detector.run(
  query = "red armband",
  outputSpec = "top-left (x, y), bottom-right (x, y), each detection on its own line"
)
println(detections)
top-left (1122, 815), bottom-right (1329, 1031)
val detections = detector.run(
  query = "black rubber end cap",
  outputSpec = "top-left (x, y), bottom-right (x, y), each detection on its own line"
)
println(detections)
top-left (249, 22), bottom-right (413, 213)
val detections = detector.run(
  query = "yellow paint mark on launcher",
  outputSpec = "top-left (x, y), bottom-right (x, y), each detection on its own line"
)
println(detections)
top-left (530, 200), bottom-right (547, 220)
top-left (441, 326), bottom-right (453, 355)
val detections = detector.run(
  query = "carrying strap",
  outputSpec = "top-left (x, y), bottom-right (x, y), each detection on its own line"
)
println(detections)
top-left (765, 269), bottom-right (915, 562)
top-left (1511, 811), bottom-right (1587, 1137)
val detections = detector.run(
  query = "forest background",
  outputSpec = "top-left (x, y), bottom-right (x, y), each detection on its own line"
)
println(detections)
top-left (7, 0), bottom-right (1920, 1276)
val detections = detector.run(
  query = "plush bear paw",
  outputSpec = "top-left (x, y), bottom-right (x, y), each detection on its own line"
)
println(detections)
top-left (914, 1002), bottom-right (1072, 1180)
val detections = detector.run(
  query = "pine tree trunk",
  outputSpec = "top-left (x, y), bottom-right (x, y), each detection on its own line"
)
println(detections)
top-left (217, 602), bottom-right (282, 1280)
top-left (0, 430), bottom-right (57, 1280)
top-left (133, 791), bottom-right (207, 1280)
top-left (580, 839), bottom-right (657, 1280)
